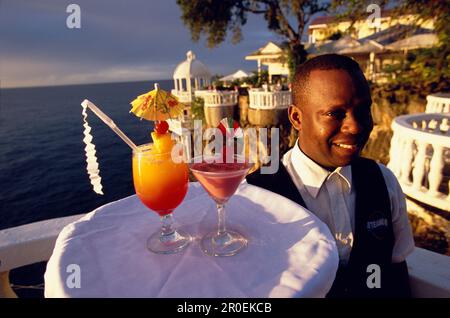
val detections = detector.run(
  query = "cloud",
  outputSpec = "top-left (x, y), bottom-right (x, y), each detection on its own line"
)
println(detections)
top-left (0, 0), bottom-right (274, 88)
top-left (0, 55), bottom-right (174, 88)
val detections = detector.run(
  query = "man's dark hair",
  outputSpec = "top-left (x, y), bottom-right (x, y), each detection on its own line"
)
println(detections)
top-left (291, 54), bottom-right (367, 107)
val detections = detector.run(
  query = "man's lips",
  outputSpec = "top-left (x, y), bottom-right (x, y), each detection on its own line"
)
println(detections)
top-left (331, 140), bottom-right (362, 152)
top-left (333, 143), bottom-right (358, 150)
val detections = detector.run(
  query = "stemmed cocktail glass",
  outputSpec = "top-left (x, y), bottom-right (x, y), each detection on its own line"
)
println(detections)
top-left (133, 143), bottom-right (191, 254)
top-left (80, 97), bottom-right (191, 255)
top-left (189, 155), bottom-right (253, 256)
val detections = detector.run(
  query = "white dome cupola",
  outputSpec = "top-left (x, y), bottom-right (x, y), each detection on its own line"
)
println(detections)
top-left (172, 51), bottom-right (211, 103)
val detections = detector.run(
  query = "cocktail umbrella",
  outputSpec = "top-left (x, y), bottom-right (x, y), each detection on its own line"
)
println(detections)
top-left (217, 117), bottom-right (244, 162)
top-left (218, 117), bottom-right (243, 139)
top-left (130, 83), bottom-right (185, 121)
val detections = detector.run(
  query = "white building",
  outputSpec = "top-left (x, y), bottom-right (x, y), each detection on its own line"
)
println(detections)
top-left (245, 42), bottom-right (289, 83)
top-left (172, 50), bottom-right (212, 104)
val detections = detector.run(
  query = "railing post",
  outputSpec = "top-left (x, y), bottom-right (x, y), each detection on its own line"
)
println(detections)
top-left (428, 145), bottom-right (444, 197)
top-left (426, 94), bottom-right (450, 113)
top-left (400, 136), bottom-right (414, 184)
top-left (412, 141), bottom-right (428, 190)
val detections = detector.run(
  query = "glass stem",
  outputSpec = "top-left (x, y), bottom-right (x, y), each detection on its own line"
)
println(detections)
top-left (217, 203), bottom-right (226, 236)
top-left (160, 213), bottom-right (175, 238)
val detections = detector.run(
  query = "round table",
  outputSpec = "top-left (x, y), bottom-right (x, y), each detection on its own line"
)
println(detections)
top-left (44, 182), bottom-right (338, 298)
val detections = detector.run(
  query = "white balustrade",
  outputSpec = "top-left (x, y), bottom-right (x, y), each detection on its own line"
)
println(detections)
top-left (194, 90), bottom-right (238, 107)
top-left (0, 214), bottom-right (85, 297)
top-left (248, 90), bottom-right (292, 110)
top-left (388, 113), bottom-right (450, 212)
top-left (426, 93), bottom-right (450, 113)
top-left (171, 89), bottom-right (192, 103)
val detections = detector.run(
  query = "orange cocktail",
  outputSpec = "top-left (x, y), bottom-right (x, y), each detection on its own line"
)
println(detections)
top-left (132, 141), bottom-right (190, 254)
top-left (132, 144), bottom-right (188, 216)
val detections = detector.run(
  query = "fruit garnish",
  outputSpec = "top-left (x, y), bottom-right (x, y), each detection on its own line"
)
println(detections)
top-left (217, 118), bottom-right (242, 139)
top-left (151, 131), bottom-right (174, 154)
top-left (154, 120), bottom-right (169, 134)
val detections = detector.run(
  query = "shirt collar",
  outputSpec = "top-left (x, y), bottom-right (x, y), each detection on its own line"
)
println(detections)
top-left (287, 140), bottom-right (352, 198)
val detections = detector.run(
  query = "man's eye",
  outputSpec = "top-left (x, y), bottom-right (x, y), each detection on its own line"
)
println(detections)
top-left (326, 110), bottom-right (346, 120)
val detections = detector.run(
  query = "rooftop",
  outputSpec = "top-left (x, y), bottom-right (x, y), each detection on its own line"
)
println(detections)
top-left (310, 9), bottom-right (395, 26)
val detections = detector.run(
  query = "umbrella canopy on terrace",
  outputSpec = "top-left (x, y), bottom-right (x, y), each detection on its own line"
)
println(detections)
top-left (385, 33), bottom-right (438, 51)
top-left (307, 24), bottom-right (437, 56)
top-left (306, 24), bottom-right (439, 83)
top-left (219, 70), bottom-right (249, 82)
top-left (307, 35), bottom-right (361, 55)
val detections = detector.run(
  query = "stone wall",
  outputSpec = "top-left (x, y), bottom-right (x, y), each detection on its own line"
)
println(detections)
top-left (204, 105), bottom-right (237, 128)
top-left (239, 95), bottom-right (290, 127)
top-left (407, 199), bottom-right (450, 256)
top-left (362, 95), bottom-right (426, 165)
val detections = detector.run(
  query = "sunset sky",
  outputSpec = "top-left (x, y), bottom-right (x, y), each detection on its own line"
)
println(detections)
top-left (0, 0), bottom-right (281, 88)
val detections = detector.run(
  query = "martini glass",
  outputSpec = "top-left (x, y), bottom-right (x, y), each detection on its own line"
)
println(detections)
top-left (189, 155), bottom-right (253, 256)
top-left (132, 143), bottom-right (190, 254)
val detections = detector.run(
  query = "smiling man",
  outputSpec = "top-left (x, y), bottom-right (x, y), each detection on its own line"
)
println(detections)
top-left (247, 54), bottom-right (415, 298)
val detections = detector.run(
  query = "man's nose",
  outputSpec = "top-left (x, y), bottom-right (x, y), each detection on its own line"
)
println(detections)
top-left (341, 113), bottom-right (364, 135)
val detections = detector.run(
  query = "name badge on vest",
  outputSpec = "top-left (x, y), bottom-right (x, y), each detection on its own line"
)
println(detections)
top-left (366, 211), bottom-right (389, 240)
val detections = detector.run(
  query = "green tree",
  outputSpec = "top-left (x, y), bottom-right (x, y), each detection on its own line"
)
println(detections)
top-left (176, 0), bottom-right (329, 76)
top-left (191, 97), bottom-right (205, 121)
top-left (246, 70), bottom-right (269, 86)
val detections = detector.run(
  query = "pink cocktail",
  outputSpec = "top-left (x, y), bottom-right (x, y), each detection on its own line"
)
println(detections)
top-left (190, 162), bottom-right (250, 204)
top-left (190, 156), bottom-right (253, 256)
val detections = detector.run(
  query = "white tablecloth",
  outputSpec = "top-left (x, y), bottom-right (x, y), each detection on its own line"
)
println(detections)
top-left (44, 182), bottom-right (338, 298)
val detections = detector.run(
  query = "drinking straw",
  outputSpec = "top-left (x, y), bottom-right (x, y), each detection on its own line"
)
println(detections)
top-left (81, 99), bottom-right (139, 152)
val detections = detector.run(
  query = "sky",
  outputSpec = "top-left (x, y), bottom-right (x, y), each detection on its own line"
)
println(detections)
top-left (0, 0), bottom-right (283, 88)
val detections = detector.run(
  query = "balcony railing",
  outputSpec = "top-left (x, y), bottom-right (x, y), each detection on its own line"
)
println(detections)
top-left (171, 90), bottom-right (192, 104)
top-left (426, 93), bottom-right (450, 113)
top-left (388, 113), bottom-right (450, 212)
top-left (194, 90), bottom-right (238, 107)
top-left (248, 90), bottom-right (291, 110)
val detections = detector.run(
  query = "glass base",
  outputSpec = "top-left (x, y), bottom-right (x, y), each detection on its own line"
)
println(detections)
top-left (201, 230), bottom-right (248, 257)
top-left (147, 229), bottom-right (191, 254)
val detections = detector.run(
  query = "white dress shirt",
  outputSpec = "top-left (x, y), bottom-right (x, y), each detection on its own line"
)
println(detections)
top-left (282, 142), bottom-right (415, 264)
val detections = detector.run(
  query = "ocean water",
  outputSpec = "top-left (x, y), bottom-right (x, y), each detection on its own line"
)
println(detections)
top-left (0, 80), bottom-right (174, 230)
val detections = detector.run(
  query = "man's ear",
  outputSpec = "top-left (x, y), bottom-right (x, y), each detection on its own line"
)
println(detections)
top-left (288, 105), bottom-right (302, 131)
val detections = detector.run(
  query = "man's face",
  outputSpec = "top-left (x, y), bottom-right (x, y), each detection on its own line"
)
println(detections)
top-left (289, 69), bottom-right (373, 170)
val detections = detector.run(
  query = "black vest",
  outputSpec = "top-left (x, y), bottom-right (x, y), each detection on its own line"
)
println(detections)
top-left (246, 157), bottom-right (397, 298)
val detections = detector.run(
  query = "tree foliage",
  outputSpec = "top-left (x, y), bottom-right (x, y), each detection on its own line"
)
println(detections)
top-left (331, 0), bottom-right (449, 48)
top-left (190, 97), bottom-right (205, 121)
top-left (332, 0), bottom-right (449, 94)
top-left (176, 0), bottom-right (329, 74)
top-left (245, 70), bottom-right (269, 87)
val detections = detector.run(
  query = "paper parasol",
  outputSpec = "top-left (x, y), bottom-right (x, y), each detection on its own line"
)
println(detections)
top-left (130, 83), bottom-right (185, 121)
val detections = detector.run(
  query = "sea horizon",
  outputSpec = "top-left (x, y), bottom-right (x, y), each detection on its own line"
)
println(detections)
top-left (0, 78), bottom-right (174, 91)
